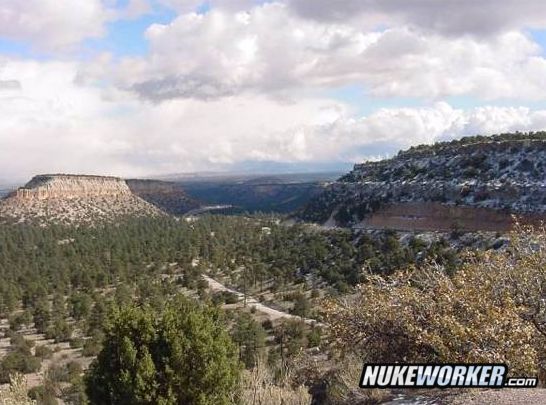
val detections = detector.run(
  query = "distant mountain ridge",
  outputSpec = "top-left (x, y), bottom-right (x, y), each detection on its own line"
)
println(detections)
top-left (0, 174), bottom-right (164, 225)
top-left (299, 132), bottom-right (546, 231)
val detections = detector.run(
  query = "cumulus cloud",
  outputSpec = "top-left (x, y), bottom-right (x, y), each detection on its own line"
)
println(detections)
top-left (1, 58), bottom-right (546, 182)
top-left (1, 1), bottom-right (546, 179)
top-left (302, 102), bottom-right (546, 163)
top-left (0, 0), bottom-right (151, 51)
top-left (0, 0), bottom-right (112, 50)
top-left (97, 3), bottom-right (546, 102)
top-left (0, 58), bottom-right (345, 180)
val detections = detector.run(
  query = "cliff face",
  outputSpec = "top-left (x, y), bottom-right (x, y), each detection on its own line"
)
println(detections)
top-left (0, 174), bottom-right (164, 225)
top-left (300, 133), bottom-right (546, 231)
top-left (126, 179), bottom-right (200, 215)
top-left (13, 174), bottom-right (132, 200)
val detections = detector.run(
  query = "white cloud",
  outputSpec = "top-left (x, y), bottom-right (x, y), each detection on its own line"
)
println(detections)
top-left (1, 58), bottom-right (545, 182)
top-left (1, 1), bottom-right (546, 180)
top-left (0, 0), bottom-right (112, 50)
top-left (98, 3), bottom-right (546, 102)
top-left (0, 0), bottom-right (152, 51)
top-left (0, 58), bottom-right (347, 180)
top-left (302, 102), bottom-right (546, 162)
top-left (158, 0), bottom-right (258, 13)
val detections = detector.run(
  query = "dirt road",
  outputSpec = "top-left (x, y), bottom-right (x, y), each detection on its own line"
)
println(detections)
top-left (202, 275), bottom-right (324, 326)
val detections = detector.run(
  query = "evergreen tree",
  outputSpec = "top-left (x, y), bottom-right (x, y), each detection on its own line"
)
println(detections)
top-left (85, 296), bottom-right (240, 404)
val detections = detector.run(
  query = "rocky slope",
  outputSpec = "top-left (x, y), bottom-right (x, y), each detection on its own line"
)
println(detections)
top-left (126, 179), bottom-right (200, 215)
top-left (0, 174), bottom-right (164, 225)
top-left (300, 133), bottom-right (546, 231)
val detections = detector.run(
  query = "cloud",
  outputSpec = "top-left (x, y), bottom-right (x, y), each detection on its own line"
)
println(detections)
top-left (0, 0), bottom-right (113, 50)
top-left (0, 58), bottom-right (346, 180)
top-left (288, 0), bottom-right (546, 36)
top-left (1, 58), bottom-right (545, 182)
top-left (0, 80), bottom-right (21, 91)
top-left (1, 2), bottom-right (546, 181)
top-left (302, 102), bottom-right (546, 162)
top-left (93, 3), bottom-right (546, 102)
top-left (158, 0), bottom-right (258, 13)
top-left (0, 0), bottom-right (151, 51)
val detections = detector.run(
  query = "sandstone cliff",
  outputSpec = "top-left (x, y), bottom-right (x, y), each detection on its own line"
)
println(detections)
top-left (0, 174), bottom-right (165, 225)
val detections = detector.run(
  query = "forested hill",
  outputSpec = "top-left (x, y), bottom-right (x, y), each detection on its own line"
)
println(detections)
top-left (299, 132), bottom-right (546, 229)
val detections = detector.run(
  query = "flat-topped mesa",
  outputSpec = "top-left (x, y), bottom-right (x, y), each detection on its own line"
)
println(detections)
top-left (13, 174), bottom-right (132, 200)
top-left (0, 174), bottom-right (166, 225)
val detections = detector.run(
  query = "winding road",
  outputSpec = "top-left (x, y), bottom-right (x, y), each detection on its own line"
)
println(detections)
top-left (202, 275), bottom-right (324, 327)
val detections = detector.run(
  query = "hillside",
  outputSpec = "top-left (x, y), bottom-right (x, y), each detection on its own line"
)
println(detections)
top-left (300, 132), bottom-right (546, 230)
top-left (180, 172), bottom-right (342, 213)
top-left (0, 174), bottom-right (164, 225)
top-left (126, 179), bottom-right (200, 215)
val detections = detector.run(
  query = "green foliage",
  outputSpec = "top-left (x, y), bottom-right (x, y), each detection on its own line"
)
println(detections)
top-left (32, 299), bottom-right (51, 334)
top-left (212, 291), bottom-right (239, 305)
top-left (29, 384), bottom-right (59, 405)
top-left (232, 313), bottom-right (266, 369)
top-left (291, 292), bottom-right (310, 318)
top-left (0, 351), bottom-right (41, 384)
top-left (82, 334), bottom-right (103, 357)
top-left (325, 225), bottom-right (546, 378)
top-left (85, 296), bottom-right (240, 405)
top-left (69, 292), bottom-right (93, 321)
top-left (9, 311), bottom-right (32, 331)
top-left (307, 327), bottom-right (322, 348)
top-left (34, 345), bottom-right (53, 359)
top-left (45, 318), bottom-right (72, 343)
top-left (0, 215), bottom-right (457, 305)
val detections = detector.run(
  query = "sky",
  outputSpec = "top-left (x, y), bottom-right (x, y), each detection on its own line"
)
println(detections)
top-left (2, 0), bottom-right (546, 182)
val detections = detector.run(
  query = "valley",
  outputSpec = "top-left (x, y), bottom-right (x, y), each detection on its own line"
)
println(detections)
top-left (0, 133), bottom-right (545, 404)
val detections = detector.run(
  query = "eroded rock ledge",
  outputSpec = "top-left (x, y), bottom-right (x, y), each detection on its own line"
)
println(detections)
top-left (1, 174), bottom-right (165, 225)
top-left (12, 174), bottom-right (132, 200)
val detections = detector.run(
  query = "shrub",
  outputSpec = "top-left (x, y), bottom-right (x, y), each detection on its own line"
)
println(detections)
top-left (82, 336), bottom-right (102, 357)
top-left (85, 296), bottom-right (240, 404)
top-left (232, 313), bottom-right (266, 369)
top-left (0, 374), bottom-right (36, 405)
top-left (307, 327), bottom-right (322, 348)
top-left (325, 224), bottom-right (546, 378)
top-left (0, 352), bottom-right (41, 384)
top-left (239, 361), bottom-right (310, 405)
top-left (28, 384), bottom-right (58, 405)
top-left (211, 291), bottom-right (239, 306)
top-left (34, 345), bottom-right (53, 359)
top-left (69, 337), bottom-right (84, 349)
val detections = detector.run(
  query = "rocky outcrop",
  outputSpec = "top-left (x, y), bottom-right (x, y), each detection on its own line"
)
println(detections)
top-left (300, 133), bottom-right (546, 230)
top-left (12, 174), bottom-right (132, 200)
top-left (357, 202), bottom-right (543, 232)
top-left (126, 179), bottom-right (200, 215)
top-left (0, 174), bottom-right (165, 225)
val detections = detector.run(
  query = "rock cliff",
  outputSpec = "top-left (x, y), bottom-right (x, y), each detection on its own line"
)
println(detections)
top-left (299, 132), bottom-right (546, 231)
top-left (0, 174), bottom-right (165, 225)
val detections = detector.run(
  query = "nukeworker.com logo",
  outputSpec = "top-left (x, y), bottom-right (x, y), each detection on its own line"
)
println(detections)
top-left (360, 363), bottom-right (538, 389)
